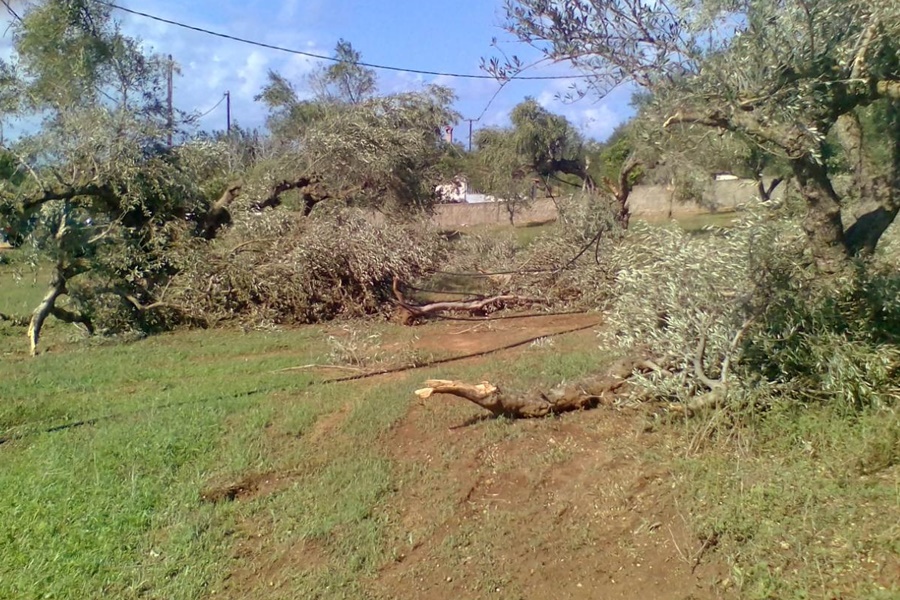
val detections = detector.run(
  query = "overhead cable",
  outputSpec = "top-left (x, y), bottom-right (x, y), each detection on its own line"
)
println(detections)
top-left (95, 1), bottom-right (591, 81)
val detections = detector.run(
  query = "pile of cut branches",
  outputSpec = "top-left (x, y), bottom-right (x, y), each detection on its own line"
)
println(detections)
top-left (170, 207), bottom-right (446, 326)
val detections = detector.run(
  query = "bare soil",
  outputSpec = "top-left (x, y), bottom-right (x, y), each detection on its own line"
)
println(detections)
top-left (215, 314), bottom-right (734, 599)
top-left (374, 399), bottom-right (731, 600)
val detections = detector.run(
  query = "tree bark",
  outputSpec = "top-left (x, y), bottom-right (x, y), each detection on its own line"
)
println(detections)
top-left (393, 279), bottom-right (543, 324)
top-left (201, 182), bottom-right (243, 240)
top-left (550, 158), bottom-right (596, 189)
top-left (756, 177), bottom-right (783, 202)
top-left (28, 268), bottom-right (66, 356)
top-left (414, 358), bottom-right (650, 418)
top-left (842, 100), bottom-right (900, 255)
top-left (602, 153), bottom-right (643, 229)
top-left (791, 158), bottom-right (851, 272)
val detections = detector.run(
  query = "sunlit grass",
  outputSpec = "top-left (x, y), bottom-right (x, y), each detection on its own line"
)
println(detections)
top-left (0, 294), bottom-right (608, 599)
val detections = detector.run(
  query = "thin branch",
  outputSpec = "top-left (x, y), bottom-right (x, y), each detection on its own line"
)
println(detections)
top-left (272, 364), bottom-right (365, 374)
top-left (692, 331), bottom-right (722, 390)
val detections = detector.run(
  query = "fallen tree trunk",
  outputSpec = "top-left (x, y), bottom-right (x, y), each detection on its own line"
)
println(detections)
top-left (393, 278), bottom-right (543, 324)
top-left (28, 269), bottom-right (67, 356)
top-left (415, 358), bottom-right (652, 418)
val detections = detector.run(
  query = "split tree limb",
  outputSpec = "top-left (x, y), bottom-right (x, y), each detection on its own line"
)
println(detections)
top-left (415, 357), bottom-right (653, 419)
top-left (200, 181), bottom-right (243, 240)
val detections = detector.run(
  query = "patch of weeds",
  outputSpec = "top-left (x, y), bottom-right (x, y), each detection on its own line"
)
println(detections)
top-left (327, 324), bottom-right (385, 367)
top-left (528, 336), bottom-right (556, 349)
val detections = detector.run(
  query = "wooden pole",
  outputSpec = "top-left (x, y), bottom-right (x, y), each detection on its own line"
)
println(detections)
top-left (225, 91), bottom-right (231, 134)
top-left (166, 54), bottom-right (174, 146)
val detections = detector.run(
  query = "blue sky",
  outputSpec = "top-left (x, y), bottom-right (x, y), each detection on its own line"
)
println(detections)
top-left (4, 0), bottom-right (636, 141)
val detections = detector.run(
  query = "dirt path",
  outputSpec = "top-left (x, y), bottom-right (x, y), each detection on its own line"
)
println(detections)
top-left (385, 315), bottom-right (730, 598)
top-left (374, 401), bottom-right (730, 600)
top-left (214, 314), bottom-right (732, 599)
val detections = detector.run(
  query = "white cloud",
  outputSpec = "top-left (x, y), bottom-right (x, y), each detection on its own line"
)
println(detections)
top-left (111, 2), bottom-right (329, 131)
top-left (0, 1), bottom-right (636, 138)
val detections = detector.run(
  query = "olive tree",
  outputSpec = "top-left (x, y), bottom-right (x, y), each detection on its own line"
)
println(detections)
top-left (248, 48), bottom-right (459, 217)
top-left (0, 0), bottom-right (207, 354)
top-left (499, 0), bottom-right (900, 271)
top-left (469, 99), bottom-right (596, 223)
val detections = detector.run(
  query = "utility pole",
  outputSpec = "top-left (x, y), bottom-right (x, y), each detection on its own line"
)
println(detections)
top-left (225, 91), bottom-right (231, 134)
top-left (466, 118), bottom-right (476, 152)
top-left (166, 54), bottom-right (174, 146)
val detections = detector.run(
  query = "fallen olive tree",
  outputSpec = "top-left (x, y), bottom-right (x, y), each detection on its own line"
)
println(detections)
top-left (420, 207), bottom-right (900, 420)
top-left (170, 208), bottom-right (447, 327)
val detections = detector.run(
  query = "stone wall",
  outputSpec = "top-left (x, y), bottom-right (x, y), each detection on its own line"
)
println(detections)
top-left (433, 178), bottom-right (781, 228)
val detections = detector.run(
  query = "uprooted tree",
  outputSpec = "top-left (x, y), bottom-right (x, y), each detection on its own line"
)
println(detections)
top-left (0, 7), bottom-right (464, 351)
top-left (499, 0), bottom-right (900, 272)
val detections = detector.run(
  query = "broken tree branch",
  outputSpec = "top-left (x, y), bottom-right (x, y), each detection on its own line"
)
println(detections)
top-left (415, 357), bottom-right (654, 419)
top-left (392, 278), bottom-right (544, 324)
top-left (692, 332), bottom-right (723, 390)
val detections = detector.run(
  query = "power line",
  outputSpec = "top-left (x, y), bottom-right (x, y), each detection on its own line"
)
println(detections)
top-left (193, 93), bottom-right (227, 120)
top-left (94, 1), bottom-right (592, 81)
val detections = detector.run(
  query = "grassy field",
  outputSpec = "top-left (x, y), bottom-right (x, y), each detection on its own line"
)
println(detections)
top-left (1, 239), bottom-right (897, 599)
top-left (0, 252), bottom-right (611, 598)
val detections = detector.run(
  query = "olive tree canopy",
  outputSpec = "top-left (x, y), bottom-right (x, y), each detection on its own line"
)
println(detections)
top-left (0, 0), bottom-right (206, 354)
top-left (499, 0), bottom-right (900, 270)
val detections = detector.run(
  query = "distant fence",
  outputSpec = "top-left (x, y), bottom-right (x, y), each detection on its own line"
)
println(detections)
top-left (433, 179), bottom-right (780, 228)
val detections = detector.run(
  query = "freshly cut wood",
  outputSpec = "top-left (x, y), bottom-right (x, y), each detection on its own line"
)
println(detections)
top-left (416, 358), bottom-right (651, 418)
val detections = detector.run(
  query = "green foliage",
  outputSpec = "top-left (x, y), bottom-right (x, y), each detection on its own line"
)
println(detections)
top-left (0, 0), bottom-right (213, 347)
top-left (466, 98), bottom-right (593, 222)
top-left (743, 260), bottom-right (900, 409)
top-left (501, 0), bottom-right (900, 262)
top-left (296, 85), bottom-right (459, 212)
top-left (171, 208), bottom-right (447, 326)
top-left (253, 71), bottom-right (459, 213)
top-left (257, 39), bottom-right (378, 139)
top-left (309, 39), bottom-right (378, 105)
top-left (605, 209), bottom-right (900, 411)
top-left (590, 135), bottom-right (644, 187)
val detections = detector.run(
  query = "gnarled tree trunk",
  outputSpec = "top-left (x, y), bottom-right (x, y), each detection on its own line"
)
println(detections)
top-left (791, 158), bottom-right (852, 272)
top-left (28, 268), bottom-right (66, 356)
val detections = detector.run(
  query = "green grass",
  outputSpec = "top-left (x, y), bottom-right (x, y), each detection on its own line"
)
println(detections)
top-left (4, 246), bottom-right (897, 599)
top-left (0, 280), bottom-right (608, 600)
top-left (0, 327), bottom-right (327, 599)
top-left (0, 251), bottom-right (49, 316)
top-left (681, 405), bottom-right (900, 599)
